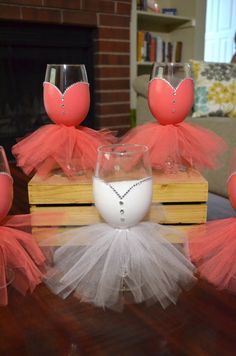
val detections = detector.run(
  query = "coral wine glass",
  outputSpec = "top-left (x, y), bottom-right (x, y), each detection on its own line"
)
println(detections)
top-left (0, 146), bottom-right (15, 297)
top-left (0, 147), bottom-right (13, 223)
top-left (227, 149), bottom-right (236, 211)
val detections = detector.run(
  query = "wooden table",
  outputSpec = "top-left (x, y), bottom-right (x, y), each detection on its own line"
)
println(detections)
top-left (1, 281), bottom-right (236, 355)
top-left (1, 165), bottom-right (235, 355)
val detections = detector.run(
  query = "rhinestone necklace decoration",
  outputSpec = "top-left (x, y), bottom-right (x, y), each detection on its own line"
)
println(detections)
top-left (106, 177), bottom-right (152, 223)
top-left (106, 177), bottom-right (152, 200)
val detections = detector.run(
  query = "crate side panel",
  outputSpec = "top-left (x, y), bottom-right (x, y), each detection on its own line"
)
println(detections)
top-left (30, 203), bottom-right (207, 226)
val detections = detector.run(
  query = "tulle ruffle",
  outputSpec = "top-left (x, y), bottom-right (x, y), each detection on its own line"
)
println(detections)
top-left (0, 225), bottom-right (45, 306)
top-left (41, 222), bottom-right (196, 311)
top-left (12, 124), bottom-right (116, 177)
top-left (121, 122), bottom-right (227, 171)
top-left (189, 217), bottom-right (236, 293)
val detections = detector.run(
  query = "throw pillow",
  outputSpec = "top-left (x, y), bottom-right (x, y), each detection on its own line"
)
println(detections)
top-left (190, 60), bottom-right (236, 118)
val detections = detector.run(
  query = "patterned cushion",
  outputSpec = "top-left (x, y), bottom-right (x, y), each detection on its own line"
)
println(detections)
top-left (190, 60), bottom-right (236, 118)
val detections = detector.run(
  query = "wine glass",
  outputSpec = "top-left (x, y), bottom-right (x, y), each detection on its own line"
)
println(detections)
top-left (148, 62), bottom-right (194, 125)
top-left (43, 64), bottom-right (90, 126)
top-left (0, 146), bottom-right (14, 302)
top-left (0, 147), bottom-right (13, 223)
top-left (227, 149), bottom-right (236, 211)
top-left (93, 144), bottom-right (153, 229)
top-left (148, 62), bottom-right (194, 172)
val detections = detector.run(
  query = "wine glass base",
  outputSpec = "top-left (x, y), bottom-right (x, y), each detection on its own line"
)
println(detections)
top-left (0, 267), bottom-right (15, 289)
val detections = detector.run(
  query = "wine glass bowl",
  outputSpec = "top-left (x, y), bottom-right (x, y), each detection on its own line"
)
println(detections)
top-left (227, 173), bottom-right (236, 211)
top-left (0, 147), bottom-right (13, 223)
top-left (93, 144), bottom-right (153, 229)
top-left (148, 62), bottom-right (194, 125)
top-left (43, 64), bottom-right (90, 126)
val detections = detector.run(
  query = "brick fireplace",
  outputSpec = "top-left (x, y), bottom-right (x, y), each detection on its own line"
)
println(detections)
top-left (0, 0), bottom-right (131, 134)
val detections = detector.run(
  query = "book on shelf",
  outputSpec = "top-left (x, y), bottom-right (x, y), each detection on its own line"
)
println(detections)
top-left (137, 31), bottom-right (183, 63)
top-left (167, 41), bottom-right (173, 62)
top-left (149, 36), bottom-right (156, 62)
top-left (136, 0), bottom-right (142, 10)
top-left (137, 31), bottom-right (144, 62)
top-left (175, 41), bottom-right (183, 62)
top-left (138, 0), bottom-right (147, 11)
top-left (144, 32), bottom-right (152, 61)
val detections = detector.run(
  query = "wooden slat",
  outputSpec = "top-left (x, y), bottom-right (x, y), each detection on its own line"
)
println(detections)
top-left (152, 171), bottom-right (208, 202)
top-left (28, 169), bottom-right (208, 204)
top-left (28, 173), bottom-right (94, 204)
top-left (30, 202), bottom-right (207, 226)
top-left (33, 224), bottom-right (195, 246)
top-left (147, 203), bottom-right (207, 224)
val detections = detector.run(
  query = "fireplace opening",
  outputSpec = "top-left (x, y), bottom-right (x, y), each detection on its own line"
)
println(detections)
top-left (0, 21), bottom-right (95, 160)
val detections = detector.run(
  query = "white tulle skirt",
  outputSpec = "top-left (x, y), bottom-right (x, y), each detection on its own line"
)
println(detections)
top-left (42, 222), bottom-right (196, 311)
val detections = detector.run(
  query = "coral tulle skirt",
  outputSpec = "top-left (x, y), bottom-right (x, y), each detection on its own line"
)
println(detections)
top-left (121, 122), bottom-right (227, 170)
top-left (42, 222), bottom-right (196, 311)
top-left (189, 217), bottom-right (236, 293)
top-left (0, 215), bottom-right (45, 305)
top-left (12, 124), bottom-right (116, 177)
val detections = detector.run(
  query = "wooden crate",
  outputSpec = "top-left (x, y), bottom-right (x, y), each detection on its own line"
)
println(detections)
top-left (28, 168), bottom-right (208, 227)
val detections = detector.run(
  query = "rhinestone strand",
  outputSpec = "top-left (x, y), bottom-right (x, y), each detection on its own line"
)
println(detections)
top-left (106, 177), bottom-right (152, 200)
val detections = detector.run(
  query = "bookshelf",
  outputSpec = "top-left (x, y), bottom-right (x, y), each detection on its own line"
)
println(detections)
top-left (130, 0), bottom-right (206, 109)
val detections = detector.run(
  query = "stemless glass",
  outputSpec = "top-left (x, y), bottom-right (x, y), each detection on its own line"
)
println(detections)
top-left (93, 144), bottom-right (153, 229)
top-left (43, 64), bottom-right (90, 126)
top-left (148, 62), bottom-right (194, 125)
top-left (0, 146), bottom-right (14, 299)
